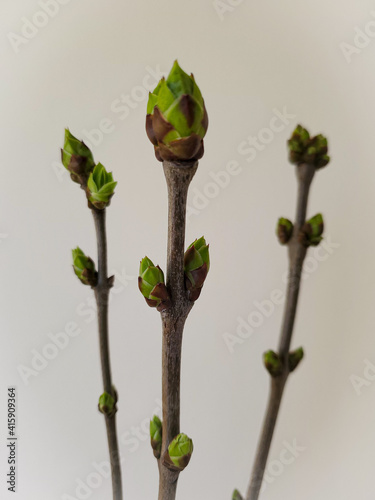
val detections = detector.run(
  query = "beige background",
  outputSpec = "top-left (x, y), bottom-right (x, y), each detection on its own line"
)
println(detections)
top-left (1, 0), bottom-right (375, 499)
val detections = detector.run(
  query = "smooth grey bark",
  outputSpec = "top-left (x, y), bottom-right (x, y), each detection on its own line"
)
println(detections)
top-left (157, 160), bottom-right (198, 500)
top-left (246, 164), bottom-right (316, 500)
top-left (92, 208), bottom-right (123, 500)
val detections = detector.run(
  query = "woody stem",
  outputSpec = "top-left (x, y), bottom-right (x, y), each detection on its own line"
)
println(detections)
top-left (245, 163), bottom-right (315, 500)
top-left (92, 208), bottom-right (123, 500)
top-left (157, 160), bottom-right (197, 500)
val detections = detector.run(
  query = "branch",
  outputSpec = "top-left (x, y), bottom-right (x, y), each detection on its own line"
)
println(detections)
top-left (245, 163), bottom-right (315, 500)
top-left (157, 160), bottom-right (198, 500)
top-left (92, 208), bottom-right (123, 500)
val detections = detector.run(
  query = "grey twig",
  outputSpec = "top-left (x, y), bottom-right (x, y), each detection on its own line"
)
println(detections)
top-left (246, 163), bottom-right (316, 500)
top-left (92, 208), bottom-right (123, 500)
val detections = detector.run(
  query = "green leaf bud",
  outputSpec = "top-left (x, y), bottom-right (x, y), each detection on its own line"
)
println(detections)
top-left (87, 163), bottom-right (117, 210)
top-left (299, 213), bottom-right (324, 247)
top-left (98, 392), bottom-right (116, 417)
top-left (163, 433), bottom-right (194, 471)
top-left (289, 347), bottom-right (304, 372)
top-left (72, 247), bottom-right (97, 287)
top-left (61, 129), bottom-right (95, 184)
top-left (288, 125), bottom-right (330, 169)
top-left (146, 60), bottom-right (208, 162)
top-left (184, 237), bottom-right (210, 301)
top-left (138, 257), bottom-right (170, 312)
top-left (276, 218), bottom-right (294, 245)
top-left (150, 415), bottom-right (162, 459)
top-left (232, 490), bottom-right (244, 500)
top-left (263, 350), bottom-right (283, 377)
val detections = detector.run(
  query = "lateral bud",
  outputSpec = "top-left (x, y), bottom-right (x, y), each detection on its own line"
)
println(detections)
top-left (299, 213), bottom-right (324, 247)
top-left (98, 391), bottom-right (117, 417)
top-left (276, 218), bottom-right (293, 245)
top-left (72, 247), bottom-right (97, 287)
top-left (162, 433), bottom-right (194, 472)
top-left (138, 257), bottom-right (171, 312)
top-left (184, 236), bottom-right (210, 301)
top-left (232, 489), bottom-right (244, 500)
top-left (150, 415), bottom-right (162, 459)
top-left (289, 347), bottom-right (304, 372)
top-left (263, 350), bottom-right (283, 377)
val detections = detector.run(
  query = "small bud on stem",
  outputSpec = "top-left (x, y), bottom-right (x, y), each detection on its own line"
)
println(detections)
top-left (138, 257), bottom-right (171, 311)
top-left (98, 392), bottom-right (116, 417)
top-left (184, 236), bottom-right (210, 301)
top-left (263, 350), bottom-right (283, 377)
top-left (72, 247), bottom-right (97, 287)
top-left (162, 433), bottom-right (194, 472)
top-left (276, 218), bottom-right (293, 245)
top-left (150, 415), bottom-right (163, 459)
top-left (299, 213), bottom-right (324, 247)
top-left (288, 347), bottom-right (304, 372)
top-left (232, 490), bottom-right (244, 500)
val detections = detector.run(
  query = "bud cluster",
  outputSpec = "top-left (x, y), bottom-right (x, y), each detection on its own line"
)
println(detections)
top-left (61, 129), bottom-right (117, 210)
top-left (288, 125), bottom-right (330, 169)
top-left (139, 238), bottom-right (210, 311)
top-left (263, 347), bottom-right (304, 376)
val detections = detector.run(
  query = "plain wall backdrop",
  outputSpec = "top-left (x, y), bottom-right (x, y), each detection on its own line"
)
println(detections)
top-left (1, 0), bottom-right (375, 499)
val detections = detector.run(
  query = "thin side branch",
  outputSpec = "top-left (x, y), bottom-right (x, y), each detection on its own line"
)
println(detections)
top-left (246, 163), bottom-right (315, 500)
top-left (278, 163), bottom-right (315, 359)
top-left (92, 209), bottom-right (123, 500)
